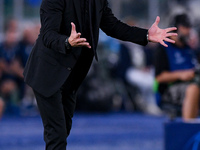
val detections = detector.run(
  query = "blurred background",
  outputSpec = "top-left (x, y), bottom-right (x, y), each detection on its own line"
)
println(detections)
top-left (0, 0), bottom-right (200, 150)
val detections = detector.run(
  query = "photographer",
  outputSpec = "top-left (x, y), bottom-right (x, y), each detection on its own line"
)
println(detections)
top-left (154, 14), bottom-right (200, 120)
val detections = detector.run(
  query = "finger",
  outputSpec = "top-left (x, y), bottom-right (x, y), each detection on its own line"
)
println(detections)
top-left (164, 38), bottom-right (175, 43)
top-left (160, 40), bottom-right (168, 47)
top-left (77, 42), bottom-right (90, 46)
top-left (76, 33), bottom-right (81, 38)
top-left (77, 42), bottom-right (91, 48)
top-left (165, 27), bottom-right (177, 33)
top-left (71, 22), bottom-right (76, 33)
top-left (76, 38), bottom-right (87, 43)
top-left (166, 33), bottom-right (178, 37)
top-left (83, 44), bottom-right (91, 48)
top-left (154, 16), bottom-right (160, 26)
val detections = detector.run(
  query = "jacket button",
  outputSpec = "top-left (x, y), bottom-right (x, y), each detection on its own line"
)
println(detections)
top-left (67, 67), bottom-right (72, 71)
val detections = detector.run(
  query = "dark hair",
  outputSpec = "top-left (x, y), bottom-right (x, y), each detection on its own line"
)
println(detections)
top-left (170, 14), bottom-right (192, 28)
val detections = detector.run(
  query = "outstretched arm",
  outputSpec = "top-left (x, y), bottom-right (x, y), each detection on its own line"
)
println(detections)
top-left (100, 1), bottom-right (177, 47)
top-left (148, 16), bottom-right (177, 47)
top-left (100, 1), bottom-right (148, 46)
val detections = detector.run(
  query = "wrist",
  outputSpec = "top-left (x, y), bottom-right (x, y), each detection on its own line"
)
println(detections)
top-left (65, 37), bottom-right (72, 50)
top-left (147, 31), bottom-right (149, 42)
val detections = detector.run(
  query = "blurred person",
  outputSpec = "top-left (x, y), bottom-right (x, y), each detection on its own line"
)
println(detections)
top-left (0, 29), bottom-right (20, 115)
top-left (154, 14), bottom-right (200, 120)
top-left (189, 29), bottom-right (200, 63)
top-left (188, 29), bottom-right (199, 50)
top-left (23, 0), bottom-right (177, 149)
top-left (5, 19), bottom-right (18, 32)
top-left (117, 17), bottom-right (162, 115)
top-left (13, 24), bottom-right (40, 115)
top-left (14, 24), bottom-right (39, 77)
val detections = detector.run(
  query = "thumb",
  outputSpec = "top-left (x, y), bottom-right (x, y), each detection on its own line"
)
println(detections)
top-left (154, 16), bottom-right (160, 26)
top-left (71, 22), bottom-right (76, 33)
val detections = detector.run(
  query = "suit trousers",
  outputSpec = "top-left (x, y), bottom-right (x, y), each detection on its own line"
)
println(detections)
top-left (33, 48), bottom-right (94, 150)
top-left (33, 85), bottom-right (76, 150)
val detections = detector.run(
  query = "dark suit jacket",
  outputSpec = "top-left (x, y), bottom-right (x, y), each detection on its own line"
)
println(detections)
top-left (23, 0), bottom-right (148, 97)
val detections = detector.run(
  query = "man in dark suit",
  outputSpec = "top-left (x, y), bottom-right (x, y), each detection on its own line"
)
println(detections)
top-left (23, 0), bottom-right (177, 149)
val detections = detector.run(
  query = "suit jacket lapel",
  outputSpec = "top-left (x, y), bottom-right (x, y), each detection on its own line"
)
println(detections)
top-left (94, 0), bottom-right (100, 25)
top-left (73, 0), bottom-right (82, 32)
top-left (93, 0), bottom-right (101, 46)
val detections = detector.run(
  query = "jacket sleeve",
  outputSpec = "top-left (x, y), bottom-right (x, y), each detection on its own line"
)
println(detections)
top-left (40, 0), bottom-right (68, 54)
top-left (100, 0), bottom-right (148, 46)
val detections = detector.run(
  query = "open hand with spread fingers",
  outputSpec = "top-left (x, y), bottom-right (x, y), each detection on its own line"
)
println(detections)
top-left (148, 16), bottom-right (178, 47)
top-left (68, 22), bottom-right (91, 48)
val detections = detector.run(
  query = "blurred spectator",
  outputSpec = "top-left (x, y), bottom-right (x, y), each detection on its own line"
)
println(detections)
top-left (188, 29), bottom-right (199, 50)
top-left (0, 29), bottom-right (20, 115)
top-left (14, 24), bottom-right (39, 116)
top-left (5, 19), bottom-right (18, 33)
top-left (154, 14), bottom-right (200, 120)
top-left (190, 29), bottom-right (200, 63)
top-left (15, 24), bottom-right (39, 76)
top-left (116, 17), bottom-right (162, 115)
top-left (0, 21), bottom-right (39, 117)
